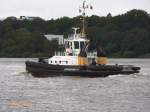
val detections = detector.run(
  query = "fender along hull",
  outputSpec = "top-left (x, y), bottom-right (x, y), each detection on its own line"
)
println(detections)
top-left (25, 61), bottom-right (140, 78)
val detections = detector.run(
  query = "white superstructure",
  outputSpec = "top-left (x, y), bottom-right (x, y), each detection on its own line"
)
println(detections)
top-left (48, 0), bottom-right (96, 66)
top-left (48, 28), bottom-right (96, 65)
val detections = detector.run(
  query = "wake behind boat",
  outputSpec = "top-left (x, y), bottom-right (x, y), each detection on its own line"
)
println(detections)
top-left (25, 0), bottom-right (140, 77)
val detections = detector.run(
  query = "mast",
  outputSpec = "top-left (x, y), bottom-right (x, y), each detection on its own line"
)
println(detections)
top-left (79, 0), bottom-right (93, 38)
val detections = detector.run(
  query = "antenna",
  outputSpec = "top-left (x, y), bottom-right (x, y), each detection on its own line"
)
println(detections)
top-left (79, 0), bottom-right (93, 38)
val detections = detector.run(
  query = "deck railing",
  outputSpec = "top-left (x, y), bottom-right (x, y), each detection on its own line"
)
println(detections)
top-left (54, 51), bottom-right (65, 56)
top-left (54, 51), bottom-right (97, 57)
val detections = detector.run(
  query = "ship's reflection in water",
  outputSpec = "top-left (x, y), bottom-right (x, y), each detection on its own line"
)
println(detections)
top-left (0, 58), bottom-right (150, 112)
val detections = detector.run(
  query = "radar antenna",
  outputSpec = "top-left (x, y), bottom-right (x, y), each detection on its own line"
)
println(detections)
top-left (72, 27), bottom-right (79, 38)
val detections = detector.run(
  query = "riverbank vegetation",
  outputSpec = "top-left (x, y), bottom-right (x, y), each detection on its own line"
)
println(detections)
top-left (0, 9), bottom-right (150, 58)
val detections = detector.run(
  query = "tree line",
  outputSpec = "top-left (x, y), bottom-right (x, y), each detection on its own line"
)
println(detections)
top-left (0, 9), bottom-right (150, 58)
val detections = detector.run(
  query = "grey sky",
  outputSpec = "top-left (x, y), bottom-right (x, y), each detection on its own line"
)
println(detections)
top-left (0, 0), bottom-right (149, 19)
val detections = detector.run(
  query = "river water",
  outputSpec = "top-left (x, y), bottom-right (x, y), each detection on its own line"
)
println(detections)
top-left (0, 58), bottom-right (150, 112)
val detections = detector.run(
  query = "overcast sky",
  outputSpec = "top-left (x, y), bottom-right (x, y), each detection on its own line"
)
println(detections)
top-left (0, 0), bottom-right (149, 19)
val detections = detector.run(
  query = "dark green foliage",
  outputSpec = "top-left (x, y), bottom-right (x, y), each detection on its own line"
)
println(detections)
top-left (86, 9), bottom-right (150, 58)
top-left (0, 9), bottom-right (150, 57)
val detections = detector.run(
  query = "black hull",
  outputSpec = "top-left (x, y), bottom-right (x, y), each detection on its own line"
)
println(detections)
top-left (25, 61), bottom-right (140, 78)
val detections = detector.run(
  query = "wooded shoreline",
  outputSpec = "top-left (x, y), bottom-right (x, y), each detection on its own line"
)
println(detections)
top-left (0, 9), bottom-right (150, 58)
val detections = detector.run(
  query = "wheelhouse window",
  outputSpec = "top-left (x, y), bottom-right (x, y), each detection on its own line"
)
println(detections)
top-left (65, 41), bottom-right (69, 48)
top-left (80, 42), bottom-right (85, 49)
top-left (74, 41), bottom-right (79, 49)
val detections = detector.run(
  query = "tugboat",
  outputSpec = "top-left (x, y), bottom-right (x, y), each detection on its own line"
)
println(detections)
top-left (25, 1), bottom-right (140, 77)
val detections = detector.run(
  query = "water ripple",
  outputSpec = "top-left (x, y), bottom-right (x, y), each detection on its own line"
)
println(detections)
top-left (0, 58), bottom-right (150, 112)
